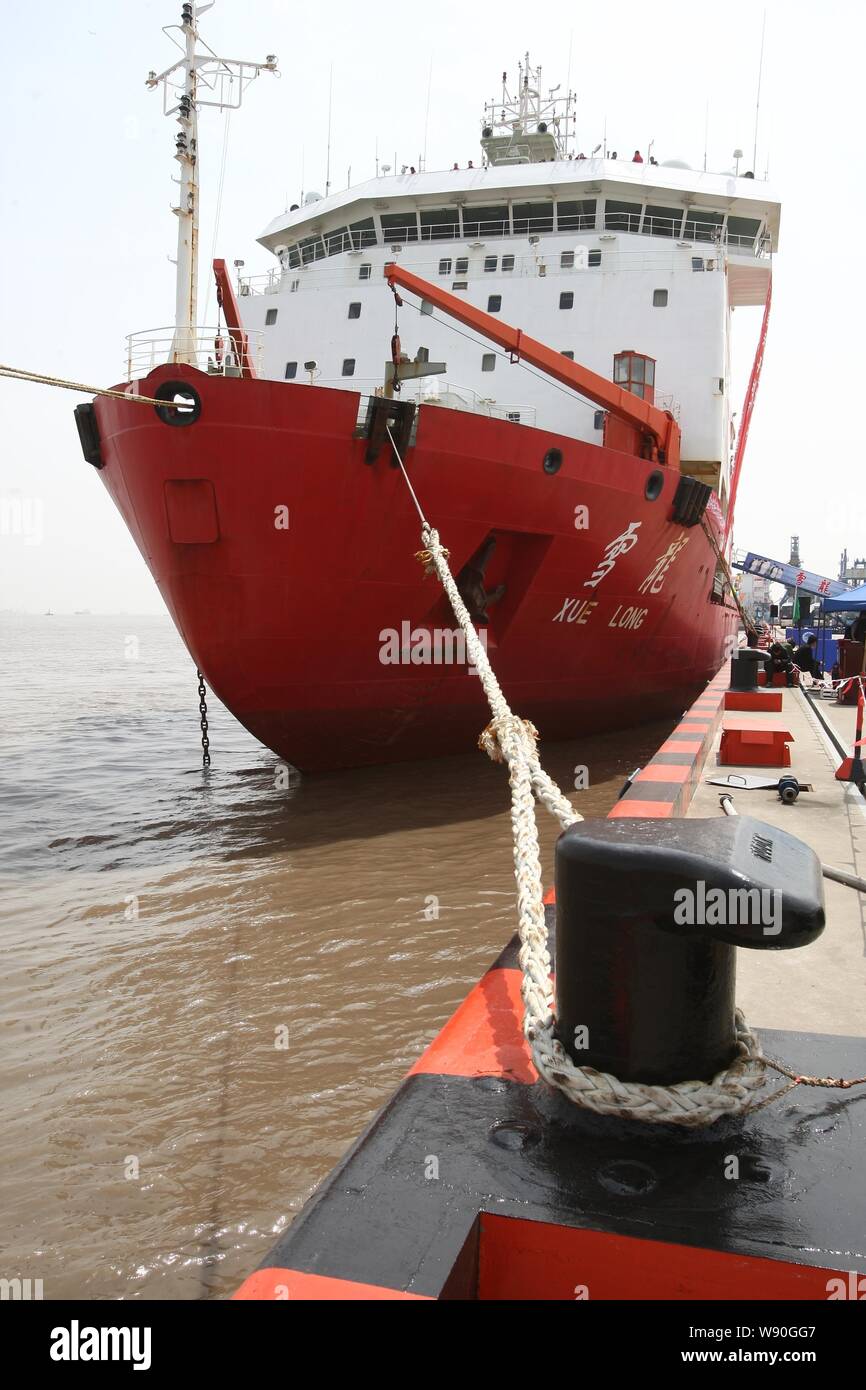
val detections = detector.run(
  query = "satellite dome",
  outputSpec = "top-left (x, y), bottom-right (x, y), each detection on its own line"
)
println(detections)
top-left (304, 190), bottom-right (323, 204)
top-left (660, 158), bottom-right (691, 170)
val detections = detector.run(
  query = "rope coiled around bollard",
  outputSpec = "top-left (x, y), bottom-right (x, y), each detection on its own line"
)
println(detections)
top-left (414, 518), bottom-right (771, 1126)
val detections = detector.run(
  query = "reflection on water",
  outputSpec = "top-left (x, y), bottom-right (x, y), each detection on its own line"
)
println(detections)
top-left (0, 613), bottom-right (675, 1299)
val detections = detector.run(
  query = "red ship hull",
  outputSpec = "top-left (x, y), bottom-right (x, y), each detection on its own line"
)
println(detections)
top-left (92, 366), bottom-right (737, 771)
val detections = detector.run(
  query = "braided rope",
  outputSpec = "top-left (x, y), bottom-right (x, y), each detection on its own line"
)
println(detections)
top-left (0, 363), bottom-right (173, 408)
top-left (418, 520), bottom-right (771, 1126)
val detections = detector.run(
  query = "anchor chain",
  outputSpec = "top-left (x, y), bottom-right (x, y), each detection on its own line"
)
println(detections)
top-left (196, 669), bottom-right (211, 768)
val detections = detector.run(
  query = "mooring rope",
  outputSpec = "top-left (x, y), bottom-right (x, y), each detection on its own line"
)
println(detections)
top-left (387, 426), bottom-right (776, 1126)
top-left (0, 363), bottom-right (174, 408)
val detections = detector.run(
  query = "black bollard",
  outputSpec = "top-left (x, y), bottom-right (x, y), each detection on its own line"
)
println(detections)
top-left (729, 647), bottom-right (766, 691)
top-left (554, 816), bottom-right (825, 1085)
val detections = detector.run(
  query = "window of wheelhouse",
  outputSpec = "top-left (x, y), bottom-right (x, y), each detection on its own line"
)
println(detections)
top-left (420, 208), bottom-right (457, 241)
top-left (556, 199), bottom-right (596, 232)
top-left (683, 209), bottom-right (724, 243)
top-left (323, 226), bottom-right (349, 255)
top-left (381, 211), bottom-right (418, 242)
top-left (285, 245), bottom-right (301, 269)
top-left (604, 200), bottom-right (641, 232)
top-left (349, 217), bottom-right (376, 249)
top-left (613, 350), bottom-right (656, 402)
top-left (463, 204), bottom-right (509, 237)
top-left (726, 215), bottom-right (762, 250)
top-left (642, 205), bottom-right (682, 238)
top-left (512, 201), bottom-right (554, 235)
top-left (299, 234), bottom-right (325, 264)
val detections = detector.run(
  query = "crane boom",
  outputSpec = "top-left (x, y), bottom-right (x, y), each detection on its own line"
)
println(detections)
top-left (383, 262), bottom-right (680, 469)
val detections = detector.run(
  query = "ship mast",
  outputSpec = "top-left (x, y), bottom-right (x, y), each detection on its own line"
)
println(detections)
top-left (146, 2), bottom-right (278, 363)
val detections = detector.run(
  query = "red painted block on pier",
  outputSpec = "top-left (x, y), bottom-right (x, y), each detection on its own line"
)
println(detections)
top-left (718, 727), bottom-right (793, 767)
top-left (724, 690), bottom-right (783, 712)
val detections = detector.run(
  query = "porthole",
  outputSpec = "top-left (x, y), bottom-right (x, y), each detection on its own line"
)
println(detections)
top-left (645, 469), bottom-right (664, 500)
top-left (154, 379), bottom-right (201, 426)
top-left (543, 448), bottom-right (563, 475)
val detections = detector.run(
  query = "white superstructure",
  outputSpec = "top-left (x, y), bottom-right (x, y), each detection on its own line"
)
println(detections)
top-left (236, 64), bottom-right (779, 508)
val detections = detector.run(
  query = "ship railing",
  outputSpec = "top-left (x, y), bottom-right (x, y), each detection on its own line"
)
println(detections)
top-left (239, 244), bottom-right (727, 298)
top-left (239, 218), bottom-right (769, 290)
top-left (125, 327), bottom-right (265, 379)
top-left (340, 379), bottom-right (536, 429)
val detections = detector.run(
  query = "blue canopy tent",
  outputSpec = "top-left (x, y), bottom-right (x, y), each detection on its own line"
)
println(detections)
top-left (822, 583), bottom-right (866, 613)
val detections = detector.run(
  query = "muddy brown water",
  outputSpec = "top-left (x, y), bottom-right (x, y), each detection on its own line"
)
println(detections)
top-left (0, 613), bottom-right (677, 1299)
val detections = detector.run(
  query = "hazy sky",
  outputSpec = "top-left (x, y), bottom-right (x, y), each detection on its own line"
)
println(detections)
top-left (1, 0), bottom-right (864, 613)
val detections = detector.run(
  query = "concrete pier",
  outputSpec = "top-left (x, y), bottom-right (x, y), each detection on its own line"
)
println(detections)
top-left (688, 685), bottom-right (866, 1036)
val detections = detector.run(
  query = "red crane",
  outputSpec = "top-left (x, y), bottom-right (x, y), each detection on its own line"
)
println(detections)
top-left (383, 261), bottom-right (681, 470)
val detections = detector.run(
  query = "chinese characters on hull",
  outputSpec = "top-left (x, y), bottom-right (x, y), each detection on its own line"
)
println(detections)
top-left (583, 522), bottom-right (641, 589)
top-left (638, 535), bottom-right (690, 595)
top-left (553, 523), bottom-right (691, 625)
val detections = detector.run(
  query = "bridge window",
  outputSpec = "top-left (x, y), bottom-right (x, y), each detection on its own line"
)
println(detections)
top-left (484, 255), bottom-right (498, 272)
top-left (512, 201), bottom-right (554, 235)
top-left (594, 410), bottom-right (605, 429)
top-left (342, 359), bottom-right (356, 376)
top-left (359, 264), bottom-right (372, 280)
top-left (463, 204), bottom-right (509, 237)
top-left (482, 354), bottom-right (496, 371)
top-left (588, 249), bottom-right (602, 266)
top-left (726, 215), bottom-right (762, 248)
top-left (557, 199), bottom-right (596, 232)
top-left (420, 208), bottom-right (456, 241)
top-left (604, 200), bottom-right (641, 232)
top-left (502, 255), bottom-right (515, 271)
top-left (561, 250), bottom-right (575, 268)
top-left (487, 295), bottom-right (502, 312)
top-left (284, 361), bottom-right (298, 379)
top-left (439, 258), bottom-right (452, 275)
top-left (299, 235), bottom-right (325, 264)
top-left (286, 245), bottom-right (301, 269)
top-left (290, 279), bottom-right (300, 292)
top-left (456, 257), bottom-right (469, 273)
top-left (691, 257), bottom-right (705, 271)
top-left (349, 217), bottom-right (377, 249)
top-left (559, 291), bottom-right (574, 310)
top-left (381, 211), bottom-right (418, 242)
top-left (323, 226), bottom-right (349, 255)
top-left (348, 302), bottom-right (361, 319)
top-left (265, 308), bottom-right (278, 325)
top-left (642, 205), bottom-right (682, 238)
top-left (683, 209), bottom-right (724, 242)
top-left (653, 288), bottom-right (669, 307)
top-left (452, 280), bottom-right (468, 290)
